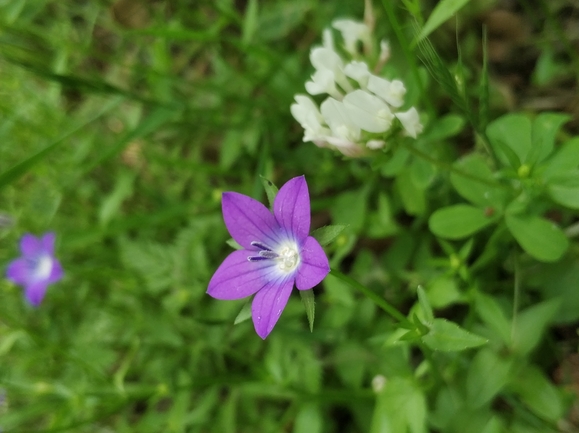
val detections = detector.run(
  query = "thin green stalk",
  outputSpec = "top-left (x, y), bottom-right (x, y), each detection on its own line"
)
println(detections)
top-left (511, 250), bottom-right (521, 343)
top-left (403, 141), bottom-right (505, 188)
top-left (329, 269), bottom-right (411, 327)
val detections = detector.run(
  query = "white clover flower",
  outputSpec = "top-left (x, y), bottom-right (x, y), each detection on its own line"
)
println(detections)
top-left (332, 19), bottom-right (372, 55)
top-left (395, 107), bottom-right (423, 138)
top-left (367, 75), bottom-right (406, 108)
top-left (343, 90), bottom-right (394, 133)
top-left (305, 69), bottom-right (342, 99)
top-left (344, 61), bottom-right (371, 88)
top-left (366, 139), bottom-right (386, 150)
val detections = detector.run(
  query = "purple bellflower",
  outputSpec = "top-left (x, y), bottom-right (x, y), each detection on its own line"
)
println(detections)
top-left (6, 232), bottom-right (63, 306)
top-left (207, 176), bottom-right (330, 339)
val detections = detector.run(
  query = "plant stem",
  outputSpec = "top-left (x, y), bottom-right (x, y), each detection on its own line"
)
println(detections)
top-left (329, 269), bottom-right (411, 327)
top-left (511, 249), bottom-right (521, 343)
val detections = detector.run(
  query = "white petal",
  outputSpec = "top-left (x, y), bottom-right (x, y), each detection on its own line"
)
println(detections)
top-left (290, 94), bottom-right (323, 126)
top-left (310, 47), bottom-right (343, 73)
top-left (367, 75), bottom-right (406, 107)
top-left (305, 69), bottom-right (340, 98)
top-left (395, 107), bottom-right (423, 138)
top-left (366, 140), bottom-right (386, 149)
top-left (332, 19), bottom-right (371, 55)
top-left (379, 40), bottom-right (390, 63)
top-left (343, 89), bottom-right (394, 133)
top-left (322, 28), bottom-right (335, 51)
top-left (344, 61), bottom-right (370, 88)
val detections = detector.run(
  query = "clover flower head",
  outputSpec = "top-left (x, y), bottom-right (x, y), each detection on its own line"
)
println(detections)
top-left (6, 232), bottom-right (63, 306)
top-left (207, 176), bottom-right (330, 339)
top-left (291, 17), bottom-right (423, 157)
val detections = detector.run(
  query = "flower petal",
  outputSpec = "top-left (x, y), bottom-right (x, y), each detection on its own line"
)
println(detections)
top-left (222, 192), bottom-right (281, 250)
top-left (20, 234), bottom-right (41, 256)
top-left (274, 176), bottom-right (310, 242)
top-left (207, 249), bottom-right (278, 300)
top-left (48, 259), bottom-right (64, 283)
top-left (25, 280), bottom-right (49, 306)
top-left (251, 275), bottom-right (294, 339)
top-left (296, 236), bottom-right (330, 290)
top-left (6, 258), bottom-right (30, 285)
top-left (41, 232), bottom-right (56, 254)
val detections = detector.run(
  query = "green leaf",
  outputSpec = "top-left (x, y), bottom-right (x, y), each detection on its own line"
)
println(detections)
top-left (299, 289), bottom-right (315, 332)
top-left (542, 137), bottom-right (579, 180)
top-left (509, 364), bottom-right (564, 422)
top-left (467, 348), bottom-right (512, 407)
top-left (417, 286), bottom-right (434, 323)
top-left (310, 225), bottom-right (346, 246)
top-left (429, 205), bottom-right (496, 239)
top-left (416, 0), bottom-right (472, 41)
top-left (423, 114), bottom-right (466, 141)
top-left (548, 173), bottom-right (579, 209)
top-left (474, 292), bottom-right (511, 345)
top-left (512, 299), bottom-right (560, 356)
top-left (396, 168), bottom-right (426, 216)
top-left (528, 112), bottom-right (571, 165)
top-left (293, 403), bottom-right (323, 433)
top-left (451, 154), bottom-right (503, 207)
top-left (242, 0), bottom-right (259, 45)
top-left (505, 214), bottom-right (568, 262)
top-left (427, 276), bottom-right (463, 309)
top-left (234, 301), bottom-right (252, 325)
top-left (421, 319), bottom-right (488, 352)
top-left (487, 114), bottom-right (532, 167)
top-left (259, 175), bottom-right (278, 209)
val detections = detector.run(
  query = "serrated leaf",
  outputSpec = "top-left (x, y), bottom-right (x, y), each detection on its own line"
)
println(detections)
top-left (422, 319), bottom-right (487, 351)
top-left (505, 214), bottom-right (568, 262)
top-left (429, 204), bottom-right (496, 239)
top-left (260, 175), bottom-right (278, 209)
top-left (299, 289), bottom-right (315, 332)
top-left (310, 225), bottom-right (346, 246)
top-left (234, 300), bottom-right (252, 325)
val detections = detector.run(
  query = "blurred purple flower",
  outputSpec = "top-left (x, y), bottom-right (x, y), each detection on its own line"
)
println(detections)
top-left (6, 232), bottom-right (63, 306)
top-left (208, 176), bottom-right (330, 339)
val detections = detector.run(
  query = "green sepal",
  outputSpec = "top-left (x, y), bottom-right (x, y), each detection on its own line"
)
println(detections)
top-left (234, 300), bottom-right (252, 325)
top-left (299, 289), bottom-right (315, 332)
top-left (260, 175), bottom-right (278, 209)
top-left (310, 225), bottom-right (346, 246)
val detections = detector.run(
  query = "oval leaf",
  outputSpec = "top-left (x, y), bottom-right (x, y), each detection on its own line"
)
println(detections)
top-left (429, 205), bottom-right (496, 239)
top-left (505, 214), bottom-right (568, 262)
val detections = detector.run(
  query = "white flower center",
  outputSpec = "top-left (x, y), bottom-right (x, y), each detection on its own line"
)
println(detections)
top-left (248, 241), bottom-right (301, 273)
top-left (34, 255), bottom-right (53, 280)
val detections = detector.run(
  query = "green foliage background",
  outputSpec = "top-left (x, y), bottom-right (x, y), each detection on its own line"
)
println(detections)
top-left (1, 0), bottom-right (578, 432)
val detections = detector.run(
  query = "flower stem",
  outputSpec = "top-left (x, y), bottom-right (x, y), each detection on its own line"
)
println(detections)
top-left (329, 269), bottom-right (412, 327)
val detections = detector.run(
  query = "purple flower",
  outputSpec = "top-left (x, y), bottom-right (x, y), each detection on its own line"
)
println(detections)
top-left (6, 232), bottom-right (63, 306)
top-left (208, 176), bottom-right (330, 339)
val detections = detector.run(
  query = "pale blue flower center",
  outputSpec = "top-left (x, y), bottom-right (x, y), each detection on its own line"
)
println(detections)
top-left (248, 241), bottom-right (300, 272)
top-left (32, 254), bottom-right (53, 281)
